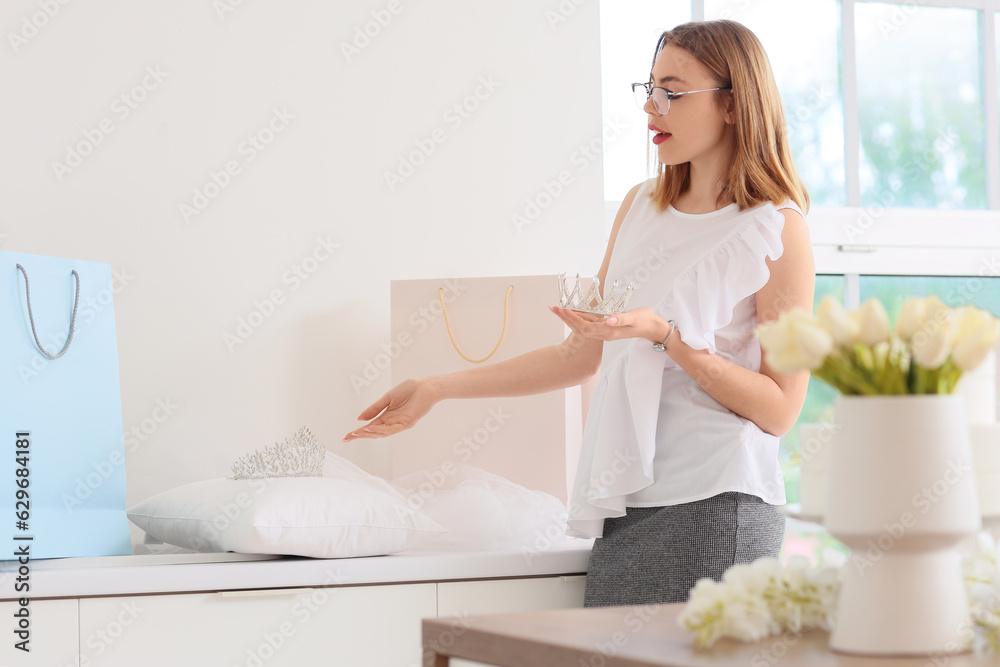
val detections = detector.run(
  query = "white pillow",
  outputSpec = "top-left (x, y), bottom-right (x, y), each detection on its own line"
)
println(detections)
top-left (392, 464), bottom-right (570, 552)
top-left (322, 451), bottom-right (408, 501)
top-left (127, 476), bottom-right (447, 558)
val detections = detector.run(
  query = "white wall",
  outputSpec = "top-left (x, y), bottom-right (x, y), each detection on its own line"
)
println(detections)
top-left (0, 0), bottom-right (606, 539)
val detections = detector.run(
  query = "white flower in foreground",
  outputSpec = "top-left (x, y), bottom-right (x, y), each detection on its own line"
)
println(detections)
top-left (900, 295), bottom-right (952, 340)
top-left (723, 561), bottom-right (773, 594)
top-left (911, 322), bottom-right (955, 370)
top-left (679, 573), bottom-right (775, 647)
top-left (677, 578), bottom-right (731, 648)
top-left (952, 306), bottom-right (1000, 372)
top-left (964, 533), bottom-right (1000, 654)
top-left (755, 308), bottom-right (834, 373)
top-left (855, 298), bottom-right (891, 346)
top-left (924, 295), bottom-right (952, 328)
top-left (798, 562), bottom-right (842, 632)
top-left (816, 296), bottom-right (859, 346)
top-left (679, 557), bottom-right (843, 650)
top-left (689, 565), bottom-right (780, 646)
top-left (898, 295), bottom-right (961, 370)
top-left (758, 556), bottom-right (839, 633)
top-left (898, 295), bottom-right (949, 335)
top-left (680, 528), bottom-right (1000, 653)
top-left (897, 297), bottom-right (926, 341)
top-left (719, 593), bottom-right (774, 643)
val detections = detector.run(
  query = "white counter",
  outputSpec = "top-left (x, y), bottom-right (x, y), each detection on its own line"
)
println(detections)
top-left (0, 539), bottom-right (594, 600)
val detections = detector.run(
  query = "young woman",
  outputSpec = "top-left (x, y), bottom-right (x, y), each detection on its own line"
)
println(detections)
top-left (344, 20), bottom-right (815, 607)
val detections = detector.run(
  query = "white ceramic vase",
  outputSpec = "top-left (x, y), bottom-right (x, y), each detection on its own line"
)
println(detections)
top-left (825, 395), bottom-right (981, 656)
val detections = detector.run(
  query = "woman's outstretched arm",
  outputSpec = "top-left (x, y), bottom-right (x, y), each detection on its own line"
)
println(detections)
top-left (343, 181), bottom-right (647, 442)
top-left (341, 333), bottom-right (601, 441)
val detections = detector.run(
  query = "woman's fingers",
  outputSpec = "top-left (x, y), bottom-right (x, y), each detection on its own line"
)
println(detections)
top-left (346, 383), bottom-right (427, 441)
top-left (550, 306), bottom-right (619, 340)
top-left (548, 306), bottom-right (576, 330)
top-left (343, 428), bottom-right (380, 441)
top-left (357, 393), bottom-right (391, 421)
top-left (344, 422), bottom-right (394, 441)
top-left (550, 307), bottom-right (599, 333)
top-left (363, 423), bottom-right (389, 433)
top-left (550, 306), bottom-right (605, 324)
top-left (346, 378), bottom-right (439, 442)
top-left (576, 311), bottom-right (608, 324)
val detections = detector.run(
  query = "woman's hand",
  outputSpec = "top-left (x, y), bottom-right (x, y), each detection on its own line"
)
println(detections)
top-left (549, 306), bottom-right (672, 345)
top-left (343, 378), bottom-right (440, 441)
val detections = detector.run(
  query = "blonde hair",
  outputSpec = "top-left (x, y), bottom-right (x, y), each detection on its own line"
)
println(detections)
top-left (645, 20), bottom-right (809, 215)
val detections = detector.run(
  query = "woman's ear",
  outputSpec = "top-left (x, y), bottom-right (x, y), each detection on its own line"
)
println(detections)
top-left (722, 95), bottom-right (736, 125)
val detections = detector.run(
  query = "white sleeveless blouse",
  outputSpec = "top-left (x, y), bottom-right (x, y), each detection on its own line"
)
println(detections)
top-left (567, 179), bottom-right (799, 538)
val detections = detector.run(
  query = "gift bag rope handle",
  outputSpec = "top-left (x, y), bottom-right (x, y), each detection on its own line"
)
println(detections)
top-left (439, 285), bottom-right (513, 364)
top-left (15, 263), bottom-right (81, 360)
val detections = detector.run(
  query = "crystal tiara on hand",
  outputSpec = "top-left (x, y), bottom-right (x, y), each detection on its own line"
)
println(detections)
top-left (557, 273), bottom-right (636, 316)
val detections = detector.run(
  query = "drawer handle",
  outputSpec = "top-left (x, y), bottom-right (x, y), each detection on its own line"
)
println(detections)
top-left (219, 587), bottom-right (315, 599)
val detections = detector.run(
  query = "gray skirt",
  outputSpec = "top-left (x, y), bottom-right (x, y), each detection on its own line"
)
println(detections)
top-left (583, 491), bottom-right (785, 607)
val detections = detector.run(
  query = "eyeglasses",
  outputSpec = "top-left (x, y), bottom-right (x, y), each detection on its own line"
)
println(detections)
top-left (631, 82), bottom-right (732, 115)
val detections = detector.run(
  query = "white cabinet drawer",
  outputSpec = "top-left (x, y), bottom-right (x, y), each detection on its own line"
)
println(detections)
top-left (437, 575), bottom-right (586, 617)
top-left (437, 576), bottom-right (586, 667)
top-left (79, 583), bottom-right (436, 667)
top-left (0, 598), bottom-right (79, 667)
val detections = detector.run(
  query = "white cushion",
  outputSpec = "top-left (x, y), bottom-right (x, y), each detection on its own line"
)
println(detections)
top-left (127, 476), bottom-right (446, 558)
top-left (322, 451), bottom-right (409, 501)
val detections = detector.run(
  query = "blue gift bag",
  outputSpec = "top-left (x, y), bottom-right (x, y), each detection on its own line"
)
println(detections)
top-left (0, 249), bottom-right (131, 559)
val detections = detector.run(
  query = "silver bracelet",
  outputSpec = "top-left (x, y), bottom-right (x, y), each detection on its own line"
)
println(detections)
top-left (652, 320), bottom-right (676, 353)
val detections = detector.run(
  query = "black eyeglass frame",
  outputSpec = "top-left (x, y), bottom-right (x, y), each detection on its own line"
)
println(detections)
top-left (631, 82), bottom-right (732, 115)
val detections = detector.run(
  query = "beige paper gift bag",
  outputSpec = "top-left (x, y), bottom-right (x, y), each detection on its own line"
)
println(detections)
top-left (389, 275), bottom-right (584, 502)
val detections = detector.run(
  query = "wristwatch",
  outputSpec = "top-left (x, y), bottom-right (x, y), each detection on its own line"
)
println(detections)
top-left (652, 320), bottom-right (676, 353)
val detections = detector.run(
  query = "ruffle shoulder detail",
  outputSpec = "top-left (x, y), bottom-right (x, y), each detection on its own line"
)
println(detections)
top-left (653, 203), bottom-right (788, 354)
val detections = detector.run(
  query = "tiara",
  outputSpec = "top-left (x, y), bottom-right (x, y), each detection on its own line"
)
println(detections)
top-left (228, 427), bottom-right (326, 480)
top-left (557, 273), bottom-right (635, 316)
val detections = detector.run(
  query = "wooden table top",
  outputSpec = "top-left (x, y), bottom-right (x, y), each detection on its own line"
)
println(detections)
top-left (422, 603), bottom-right (995, 667)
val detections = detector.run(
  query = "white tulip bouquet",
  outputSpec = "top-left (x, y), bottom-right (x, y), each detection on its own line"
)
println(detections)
top-left (754, 295), bottom-right (1000, 394)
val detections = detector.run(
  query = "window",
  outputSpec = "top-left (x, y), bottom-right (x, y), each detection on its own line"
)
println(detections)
top-left (598, 1), bottom-right (691, 204)
top-left (856, 4), bottom-right (986, 209)
top-left (705, 0), bottom-right (845, 205)
top-left (860, 275), bottom-right (1000, 319)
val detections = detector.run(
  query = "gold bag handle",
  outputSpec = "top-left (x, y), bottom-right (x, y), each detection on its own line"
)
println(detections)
top-left (439, 285), bottom-right (514, 364)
